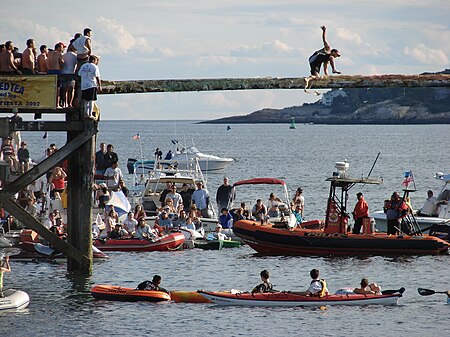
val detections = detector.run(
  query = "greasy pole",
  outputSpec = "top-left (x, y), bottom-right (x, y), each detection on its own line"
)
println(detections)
top-left (99, 74), bottom-right (450, 94)
top-left (66, 110), bottom-right (96, 275)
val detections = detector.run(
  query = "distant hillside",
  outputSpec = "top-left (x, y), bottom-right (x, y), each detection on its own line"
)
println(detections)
top-left (204, 69), bottom-right (450, 124)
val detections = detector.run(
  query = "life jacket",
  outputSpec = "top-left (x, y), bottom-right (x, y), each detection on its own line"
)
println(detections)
top-left (137, 280), bottom-right (156, 290)
top-left (311, 279), bottom-right (327, 298)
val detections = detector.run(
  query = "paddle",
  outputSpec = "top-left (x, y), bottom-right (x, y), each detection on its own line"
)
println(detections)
top-left (417, 288), bottom-right (449, 296)
top-left (381, 287), bottom-right (405, 295)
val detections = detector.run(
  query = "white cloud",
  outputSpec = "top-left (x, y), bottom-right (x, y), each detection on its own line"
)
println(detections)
top-left (230, 40), bottom-right (298, 58)
top-left (336, 28), bottom-right (362, 45)
top-left (203, 93), bottom-right (240, 109)
top-left (403, 44), bottom-right (449, 65)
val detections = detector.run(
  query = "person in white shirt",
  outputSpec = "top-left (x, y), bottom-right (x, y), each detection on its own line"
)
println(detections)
top-left (418, 190), bottom-right (442, 216)
top-left (297, 269), bottom-right (329, 296)
top-left (104, 161), bottom-right (123, 191)
top-left (77, 54), bottom-right (101, 119)
top-left (43, 213), bottom-right (56, 229)
top-left (123, 212), bottom-right (138, 234)
top-left (166, 184), bottom-right (183, 212)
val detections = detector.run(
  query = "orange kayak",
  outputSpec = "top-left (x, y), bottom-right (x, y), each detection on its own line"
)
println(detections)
top-left (91, 284), bottom-right (170, 302)
top-left (170, 291), bottom-right (211, 303)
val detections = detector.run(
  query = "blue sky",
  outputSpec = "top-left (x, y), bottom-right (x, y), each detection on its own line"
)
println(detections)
top-left (1, 0), bottom-right (449, 120)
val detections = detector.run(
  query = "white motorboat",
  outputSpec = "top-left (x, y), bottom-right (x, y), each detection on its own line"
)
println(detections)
top-left (371, 172), bottom-right (450, 233)
top-left (128, 146), bottom-right (234, 174)
top-left (0, 289), bottom-right (30, 311)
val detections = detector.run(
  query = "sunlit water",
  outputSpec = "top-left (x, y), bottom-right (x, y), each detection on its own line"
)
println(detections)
top-left (2, 121), bottom-right (449, 336)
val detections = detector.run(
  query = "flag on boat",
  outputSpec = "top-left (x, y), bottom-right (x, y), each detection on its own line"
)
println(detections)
top-left (402, 171), bottom-right (414, 187)
top-left (106, 191), bottom-right (132, 222)
top-left (132, 133), bottom-right (140, 140)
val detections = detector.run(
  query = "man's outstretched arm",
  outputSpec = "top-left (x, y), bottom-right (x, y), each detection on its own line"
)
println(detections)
top-left (321, 26), bottom-right (331, 51)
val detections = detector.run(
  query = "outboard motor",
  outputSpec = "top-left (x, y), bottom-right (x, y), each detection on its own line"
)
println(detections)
top-left (429, 223), bottom-right (450, 241)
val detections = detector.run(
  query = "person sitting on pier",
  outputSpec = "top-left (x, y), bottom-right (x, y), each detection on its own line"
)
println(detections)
top-left (252, 199), bottom-right (267, 221)
top-left (135, 217), bottom-right (157, 240)
top-left (297, 269), bottom-right (329, 297)
top-left (304, 26), bottom-right (341, 93)
top-left (1, 137), bottom-right (19, 175)
top-left (353, 278), bottom-right (382, 295)
top-left (252, 270), bottom-right (274, 294)
top-left (137, 275), bottom-right (169, 294)
top-left (17, 141), bottom-right (30, 174)
top-left (417, 190), bottom-right (442, 217)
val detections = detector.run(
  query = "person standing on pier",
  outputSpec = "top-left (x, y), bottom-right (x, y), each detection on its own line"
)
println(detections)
top-left (0, 41), bottom-right (22, 75)
top-left (21, 38), bottom-right (36, 75)
top-left (78, 55), bottom-right (101, 119)
top-left (304, 26), bottom-right (341, 92)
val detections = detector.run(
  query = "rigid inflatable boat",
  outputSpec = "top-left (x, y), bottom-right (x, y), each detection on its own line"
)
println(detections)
top-left (0, 289), bottom-right (30, 311)
top-left (91, 285), bottom-right (170, 302)
top-left (197, 290), bottom-right (404, 307)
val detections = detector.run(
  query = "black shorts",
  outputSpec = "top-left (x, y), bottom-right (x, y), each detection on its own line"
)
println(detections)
top-left (310, 63), bottom-right (321, 76)
top-left (81, 87), bottom-right (98, 101)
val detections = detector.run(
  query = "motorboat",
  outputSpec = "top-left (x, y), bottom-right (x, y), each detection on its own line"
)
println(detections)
top-left (93, 232), bottom-right (185, 252)
top-left (371, 172), bottom-right (450, 233)
top-left (197, 289), bottom-right (404, 306)
top-left (0, 289), bottom-right (30, 311)
top-left (233, 162), bottom-right (449, 256)
top-left (91, 284), bottom-right (170, 302)
top-left (128, 146), bottom-right (234, 174)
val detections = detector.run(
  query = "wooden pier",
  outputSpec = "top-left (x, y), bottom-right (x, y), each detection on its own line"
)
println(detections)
top-left (0, 73), bottom-right (448, 275)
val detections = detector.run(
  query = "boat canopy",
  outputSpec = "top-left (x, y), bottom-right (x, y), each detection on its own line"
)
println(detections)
top-left (233, 178), bottom-right (287, 187)
top-left (326, 177), bottom-right (383, 185)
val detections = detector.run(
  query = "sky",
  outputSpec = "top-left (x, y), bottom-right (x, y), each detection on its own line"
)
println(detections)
top-left (1, 0), bottom-right (449, 120)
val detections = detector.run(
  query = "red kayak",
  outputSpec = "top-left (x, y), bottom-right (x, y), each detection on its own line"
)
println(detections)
top-left (94, 232), bottom-right (185, 252)
top-left (91, 285), bottom-right (170, 302)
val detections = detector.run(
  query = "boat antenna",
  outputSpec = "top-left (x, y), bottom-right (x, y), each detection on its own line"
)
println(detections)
top-left (367, 151), bottom-right (381, 178)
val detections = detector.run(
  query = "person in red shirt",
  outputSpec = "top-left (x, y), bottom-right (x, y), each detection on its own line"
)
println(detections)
top-left (352, 192), bottom-right (369, 234)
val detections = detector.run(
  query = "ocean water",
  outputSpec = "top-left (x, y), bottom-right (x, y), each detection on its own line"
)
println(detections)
top-left (1, 121), bottom-right (449, 337)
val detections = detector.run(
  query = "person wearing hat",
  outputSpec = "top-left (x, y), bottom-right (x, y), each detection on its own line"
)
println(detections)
top-left (352, 192), bottom-right (369, 234)
top-left (304, 25), bottom-right (341, 93)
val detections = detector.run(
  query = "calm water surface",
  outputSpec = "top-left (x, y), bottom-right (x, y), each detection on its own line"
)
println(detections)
top-left (1, 121), bottom-right (449, 336)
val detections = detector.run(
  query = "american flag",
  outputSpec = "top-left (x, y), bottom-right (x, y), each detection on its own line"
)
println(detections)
top-left (402, 171), bottom-right (414, 187)
top-left (132, 133), bottom-right (140, 140)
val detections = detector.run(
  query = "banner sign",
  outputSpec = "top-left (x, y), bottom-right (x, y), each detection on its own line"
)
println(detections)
top-left (0, 75), bottom-right (57, 109)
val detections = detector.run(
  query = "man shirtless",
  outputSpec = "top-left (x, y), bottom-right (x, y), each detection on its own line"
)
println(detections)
top-left (21, 38), bottom-right (36, 74)
top-left (37, 45), bottom-right (48, 74)
top-left (0, 41), bottom-right (22, 74)
top-left (304, 26), bottom-right (341, 93)
top-left (47, 42), bottom-right (65, 108)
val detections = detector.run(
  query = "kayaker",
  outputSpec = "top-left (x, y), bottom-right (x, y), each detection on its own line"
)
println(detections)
top-left (353, 278), bottom-right (382, 295)
top-left (138, 275), bottom-right (169, 294)
top-left (0, 256), bottom-right (11, 298)
top-left (252, 270), bottom-right (274, 294)
top-left (297, 269), bottom-right (329, 297)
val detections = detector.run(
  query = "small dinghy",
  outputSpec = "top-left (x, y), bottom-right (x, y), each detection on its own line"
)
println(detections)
top-left (91, 284), bottom-right (170, 302)
top-left (197, 288), bottom-right (405, 307)
top-left (0, 289), bottom-right (30, 311)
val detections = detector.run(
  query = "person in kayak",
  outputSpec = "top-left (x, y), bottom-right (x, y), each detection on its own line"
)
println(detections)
top-left (137, 275), bottom-right (169, 294)
top-left (252, 269), bottom-right (274, 294)
top-left (353, 278), bottom-right (382, 295)
top-left (0, 256), bottom-right (11, 298)
top-left (304, 25), bottom-right (341, 93)
top-left (298, 269), bottom-right (329, 297)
